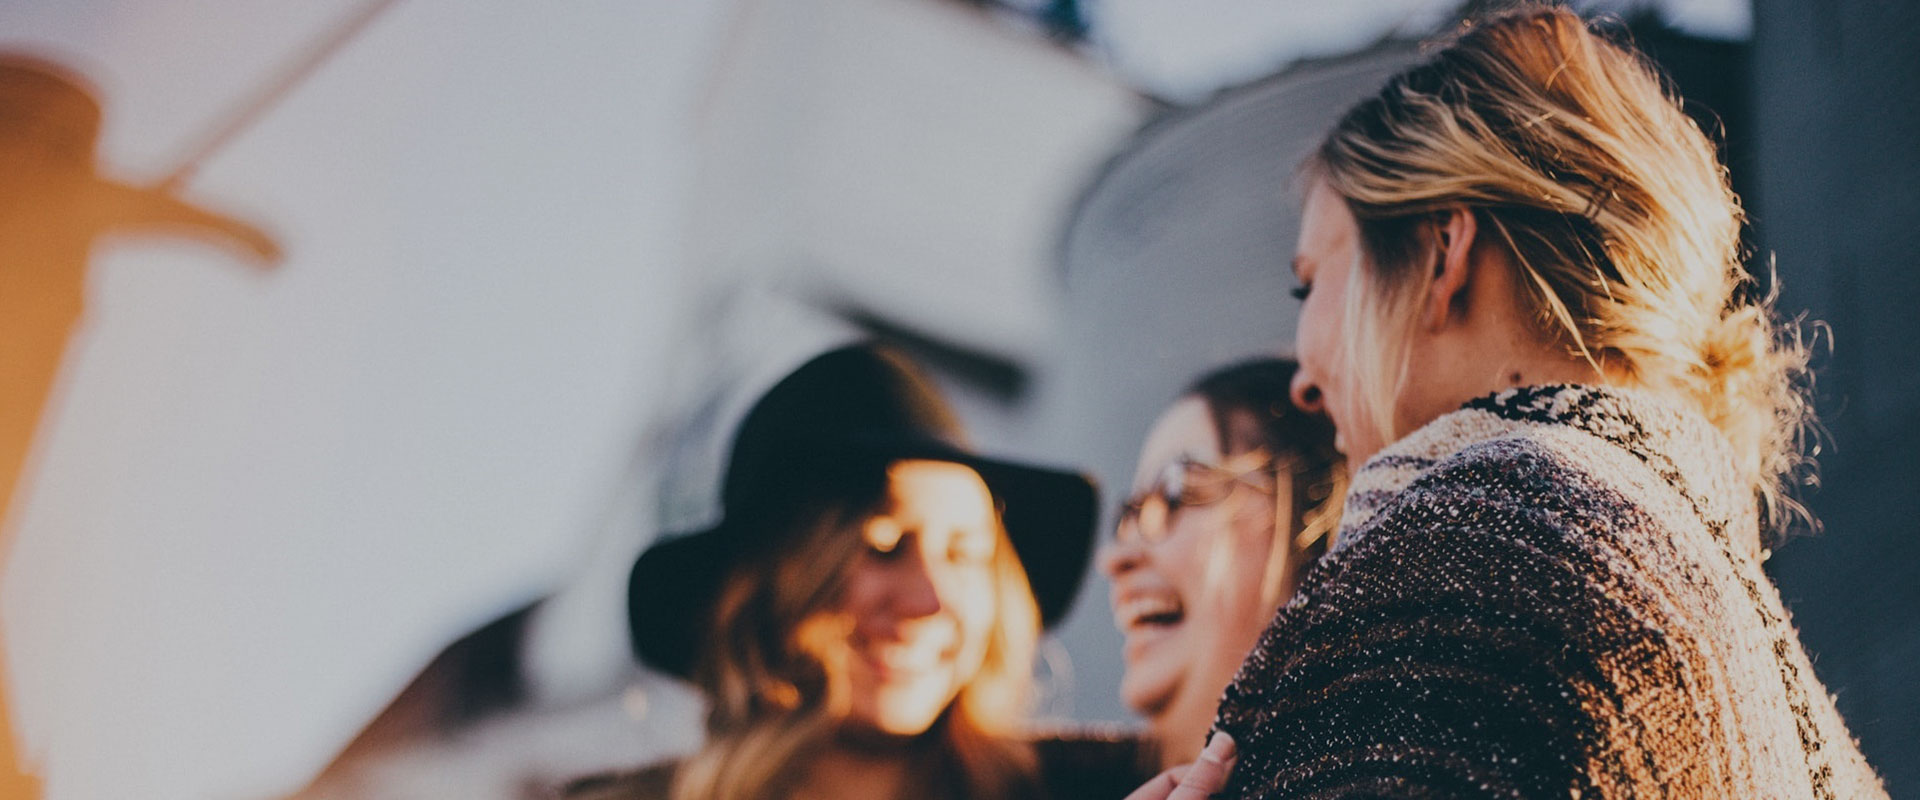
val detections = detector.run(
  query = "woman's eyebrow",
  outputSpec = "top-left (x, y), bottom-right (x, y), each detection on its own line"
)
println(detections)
top-left (1290, 255), bottom-right (1308, 277)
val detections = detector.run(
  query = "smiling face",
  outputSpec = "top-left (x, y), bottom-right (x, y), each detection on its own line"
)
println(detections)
top-left (833, 459), bottom-right (1002, 736)
top-left (1289, 178), bottom-right (1389, 468)
top-left (1100, 398), bottom-right (1292, 763)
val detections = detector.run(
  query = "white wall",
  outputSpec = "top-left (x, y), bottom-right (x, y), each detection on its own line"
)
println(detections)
top-left (0, 1), bottom-right (1147, 797)
top-left (1, 2), bottom-right (731, 796)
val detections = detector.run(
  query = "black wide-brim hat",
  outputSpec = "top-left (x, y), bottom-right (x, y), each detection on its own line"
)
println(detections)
top-left (628, 344), bottom-right (1098, 678)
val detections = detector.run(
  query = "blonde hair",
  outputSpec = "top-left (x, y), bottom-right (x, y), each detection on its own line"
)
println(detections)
top-left (1307, 5), bottom-right (1813, 536)
top-left (670, 465), bottom-right (1042, 800)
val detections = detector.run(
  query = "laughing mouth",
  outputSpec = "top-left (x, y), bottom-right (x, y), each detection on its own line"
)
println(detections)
top-left (1115, 594), bottom-right (1186, 632)
top-left (856, 639), bottom-right (952, 677)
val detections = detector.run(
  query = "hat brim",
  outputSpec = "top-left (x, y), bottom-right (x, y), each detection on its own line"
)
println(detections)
top-left (627, 450), bottom-right (1097, 678)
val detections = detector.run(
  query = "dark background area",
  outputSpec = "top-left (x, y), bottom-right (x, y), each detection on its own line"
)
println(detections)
top-left (1750, 0), bottom-right (1920, 795)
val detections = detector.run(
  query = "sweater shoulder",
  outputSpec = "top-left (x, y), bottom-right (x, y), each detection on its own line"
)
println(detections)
top-left (1215, 434), bottom-right (1706, 798)
top-left (1344, 427), bottom-right (1670, 564)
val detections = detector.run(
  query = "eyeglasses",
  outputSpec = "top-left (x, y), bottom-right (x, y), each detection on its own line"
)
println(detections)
top-left (1114, 449), bottom-right (1277, 546)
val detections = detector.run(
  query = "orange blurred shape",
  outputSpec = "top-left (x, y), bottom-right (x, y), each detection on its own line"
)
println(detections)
top-left (2, 53), bottom-right (283, 798)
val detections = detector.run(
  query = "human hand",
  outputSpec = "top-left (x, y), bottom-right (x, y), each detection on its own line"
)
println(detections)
top-left (1124, 732), bottom-right (1236, 800)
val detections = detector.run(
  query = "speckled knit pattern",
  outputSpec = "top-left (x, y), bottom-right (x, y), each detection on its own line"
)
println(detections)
top-left (1213, 385), bottom-right (1886, 799)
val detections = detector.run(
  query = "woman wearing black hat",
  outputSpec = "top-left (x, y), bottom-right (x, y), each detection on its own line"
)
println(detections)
top-left (573, 344), bottom-right (1149, 800)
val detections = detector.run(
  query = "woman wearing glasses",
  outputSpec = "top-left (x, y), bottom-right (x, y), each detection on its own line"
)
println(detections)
top-left (1100, 358), bottom-right (1343, 770)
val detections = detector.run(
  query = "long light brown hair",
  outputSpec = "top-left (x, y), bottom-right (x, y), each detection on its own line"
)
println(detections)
top-left (1307, 5), bottom-right (1813, 537)
top-left (669, 455), bottom-right (1042, 800)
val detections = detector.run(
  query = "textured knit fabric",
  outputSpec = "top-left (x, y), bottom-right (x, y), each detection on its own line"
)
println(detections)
top-left (1213, 385), bottom-right (1886, 800)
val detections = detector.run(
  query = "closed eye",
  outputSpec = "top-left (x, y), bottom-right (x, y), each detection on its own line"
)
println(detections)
top-left (1289, 282), bottom-right (1311, 301)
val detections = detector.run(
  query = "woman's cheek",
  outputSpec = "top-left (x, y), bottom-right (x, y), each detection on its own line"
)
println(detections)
top-left (954, 570), bottom-right (1000, 649)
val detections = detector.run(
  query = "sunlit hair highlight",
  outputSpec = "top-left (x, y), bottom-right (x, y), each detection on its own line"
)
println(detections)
top-left (670, 460), bottom-right (1041, 800)
top-left (1306, 4), bottom-right (1813, 539)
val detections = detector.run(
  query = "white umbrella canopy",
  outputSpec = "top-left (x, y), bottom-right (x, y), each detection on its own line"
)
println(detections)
top-left (0, 1), bottom-right (734, 797)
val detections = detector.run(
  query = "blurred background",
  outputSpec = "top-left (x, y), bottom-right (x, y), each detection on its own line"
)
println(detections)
top-left (0, 0), bottom-right (1913, 797)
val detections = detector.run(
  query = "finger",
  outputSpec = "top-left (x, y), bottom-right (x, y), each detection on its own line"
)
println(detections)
top-left (1167, 732), bottom-right (1237, 800)
top-left (1122, 764), bottom-right (1191, 800)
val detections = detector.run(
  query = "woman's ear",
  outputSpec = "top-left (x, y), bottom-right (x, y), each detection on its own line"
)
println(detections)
top-left (1422, 207), bottom-right (1478, 330)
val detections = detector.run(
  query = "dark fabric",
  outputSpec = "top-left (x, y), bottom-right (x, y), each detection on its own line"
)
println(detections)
top-left (561, 731), bottom-right (1153, 800)
top-left (1213, 385), bottom-right (1886, 800)
top-left (1034, 730), bottom-right (1158, 800)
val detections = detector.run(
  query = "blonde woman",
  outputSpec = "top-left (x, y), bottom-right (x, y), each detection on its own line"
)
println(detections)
top-left (1140, 6), bottom-right (1887, 799)
top-left (1102, 359), bottom-right (1342, 770)
top-left (576, 344), bottom-right (1149, 800)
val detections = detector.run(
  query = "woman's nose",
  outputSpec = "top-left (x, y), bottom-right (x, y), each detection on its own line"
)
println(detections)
top-left (1290, 369), bottom-right (1325, 415)
top-left (890, 557), bottom-right (945, 620)
top-left (1098, 535), bottom-right (1145, 578)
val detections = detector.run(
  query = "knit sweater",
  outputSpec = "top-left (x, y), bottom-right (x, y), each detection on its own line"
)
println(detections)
top-left (1213, 385), bottom-right (1885, 799)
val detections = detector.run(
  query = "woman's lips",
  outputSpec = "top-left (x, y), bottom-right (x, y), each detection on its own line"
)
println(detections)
top-left (1113, 591), bottom-right (1187, 664)
top-left (1114, 593), bottom-right (1187, 632)
top-left (855, 637), bottom-right (951, 679)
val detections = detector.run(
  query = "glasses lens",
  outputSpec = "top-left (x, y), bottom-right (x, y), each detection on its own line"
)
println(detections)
top-left (1136, 494), bottom-right (1168, 541)
top-left (1115, 484), bottom-right (1172, 543)
top-left (1115, 494), bottom-right (1140, 540)
top-left (1119, 456), bottom-right (1268, 545)
top-left (1114, 464), bottom-right (1186, 544)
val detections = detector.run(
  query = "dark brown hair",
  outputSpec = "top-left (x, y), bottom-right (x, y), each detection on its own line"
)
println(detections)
top-left (1187, 357), bottom-right (1346, 598)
